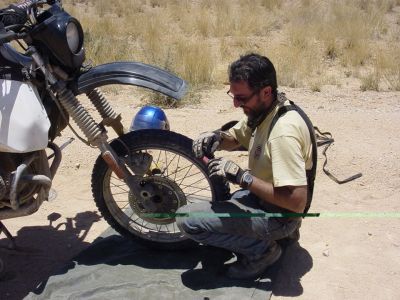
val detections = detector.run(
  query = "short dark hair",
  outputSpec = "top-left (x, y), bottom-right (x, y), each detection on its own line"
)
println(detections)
top-left (228, 53), bottom-right (277, 96)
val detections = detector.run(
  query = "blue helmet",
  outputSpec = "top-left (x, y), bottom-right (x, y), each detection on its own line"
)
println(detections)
top-left (130, 105), bottom-right (170, 131)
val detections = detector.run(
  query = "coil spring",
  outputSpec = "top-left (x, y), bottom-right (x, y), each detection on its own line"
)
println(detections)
top-left (86, 88), bottom-right (118, 120)
top-left (16, 0), bottom-right (35, 10)
top-left (57, 88), bottom-right (102, 142)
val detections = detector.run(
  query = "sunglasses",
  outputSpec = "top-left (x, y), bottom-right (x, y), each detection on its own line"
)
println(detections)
top-left (226, 89), bottom-right (259, 105)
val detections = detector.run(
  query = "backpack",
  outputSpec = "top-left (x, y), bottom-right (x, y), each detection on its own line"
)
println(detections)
top-left (267, 100), bottom-right (362, 215)
top-left (220, 100), bottom-right (362, 215)
top-left (267, 100), bottom-right (317, 214)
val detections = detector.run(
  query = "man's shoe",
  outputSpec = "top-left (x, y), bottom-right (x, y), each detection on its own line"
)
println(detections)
top-left (277, 227), bottom-right (300, 247)
top-left (226, 241), bottom-right (282, 279)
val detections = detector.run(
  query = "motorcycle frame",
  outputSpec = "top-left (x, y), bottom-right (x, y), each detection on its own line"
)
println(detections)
top-left (0, 0), bottom-right (187, 223)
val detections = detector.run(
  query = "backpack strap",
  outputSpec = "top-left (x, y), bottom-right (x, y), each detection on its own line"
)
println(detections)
top-left (313, 126), bottom-right (362, 184)
top-left (267, 100), bottom-right (317, 214)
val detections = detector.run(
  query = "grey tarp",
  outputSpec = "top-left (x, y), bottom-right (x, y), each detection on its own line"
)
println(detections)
top-left (25, 228), bottom-right (280, 300)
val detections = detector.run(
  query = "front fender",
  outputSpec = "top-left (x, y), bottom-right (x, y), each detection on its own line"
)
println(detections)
top-left (74, 62), bottom-right (187, 100)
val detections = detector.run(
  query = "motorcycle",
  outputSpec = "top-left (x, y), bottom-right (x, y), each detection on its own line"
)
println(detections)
top-left (0, 0), bottom-right (226, 259)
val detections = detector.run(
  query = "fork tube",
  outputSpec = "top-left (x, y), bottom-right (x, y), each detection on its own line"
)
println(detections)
top-left (86, 88), bottom-right (125, 136)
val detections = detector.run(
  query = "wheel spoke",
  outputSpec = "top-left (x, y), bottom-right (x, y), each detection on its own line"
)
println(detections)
top-left (111, 191), bottom-right (129, 196)
top-left (174, 169), bottom-right (203, 182)
top-left (154, 149), bottom-right (162, 167)
top-left (139, 219), bottom-right (145, 233)
top-left (115, 200), bottom-right (129, 203)
top-left (163, 224), bottom-right (171, 233)
top-left (110, 182), bottom-right (127, 188)
top-left (100, 141), bottom-right (217, 244)
top-left (173, 155), bottom-right (181, 181)
top-left (111, 175), bottom-right (125, 183)
top-left (120, 202), bottom-right (130, 209)
top-left (179, 163), bottom-right (194, 186)
top-left (165, 164), bottom-right (193, 180)
top-left (180, 185), bottom-right (212, 195)
top-left (128, 210), bottom-right (135, 220)
top-left (177, 176), bottom-right (208, 190)
top-left (185, 186), bottom-right (213, 198)
top-left (161, 152), bottom-right (178, 177)
top-left (131, 216), bottom-right (141, 223)
top-left (110, 183), bottom-right (129, 193)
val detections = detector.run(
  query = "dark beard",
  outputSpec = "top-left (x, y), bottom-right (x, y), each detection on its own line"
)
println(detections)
top-left (247, 100), bottom-right (278, 131)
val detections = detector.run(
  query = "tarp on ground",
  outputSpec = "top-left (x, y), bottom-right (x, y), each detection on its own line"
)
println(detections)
top-left (25, 228), bottom-right (280, 300)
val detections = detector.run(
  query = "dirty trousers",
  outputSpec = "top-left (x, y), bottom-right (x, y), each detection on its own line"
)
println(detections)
top-left (176, 190), bottom-right (301, 257)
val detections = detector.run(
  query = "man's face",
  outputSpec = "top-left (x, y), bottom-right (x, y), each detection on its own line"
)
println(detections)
top-left (228, 80), bottom-right (273, 118)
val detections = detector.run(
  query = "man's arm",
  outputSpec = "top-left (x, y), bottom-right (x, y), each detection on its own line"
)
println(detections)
top-left (207, 157), bottom-right (307, 213)
top-left (217, 131), bottom-right (242, 151)
top-left (248, 177), bottom-right (307, 213)
top-left (193, 130), bottom-right (242, 158)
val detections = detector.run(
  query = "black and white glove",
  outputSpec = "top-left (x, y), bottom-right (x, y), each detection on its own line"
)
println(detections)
top-left (192, 131), bottom-right (222, 158)
top-left (208, 158), bottom-right (249, 187)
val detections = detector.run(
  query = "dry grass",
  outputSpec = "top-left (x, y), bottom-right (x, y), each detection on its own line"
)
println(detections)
top-left (61, 0), bottom-right (398, 96)
top-left (379, 46), bottom-right (400, 91)
top-left (2, 0), bottom-right (399, 99)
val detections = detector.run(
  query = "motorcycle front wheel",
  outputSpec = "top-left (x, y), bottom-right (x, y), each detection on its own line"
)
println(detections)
top-left (92, 129), bottom-right (226, 249)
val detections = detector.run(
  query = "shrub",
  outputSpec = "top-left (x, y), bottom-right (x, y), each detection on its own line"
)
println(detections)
top-left (56, 0), bottom-right (400, 102)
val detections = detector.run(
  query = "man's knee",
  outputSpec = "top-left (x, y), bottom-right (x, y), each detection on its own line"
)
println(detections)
top-left (175, 205), bottom-right (191, 233)
top-left (175, 202), bottom-right (210, 235)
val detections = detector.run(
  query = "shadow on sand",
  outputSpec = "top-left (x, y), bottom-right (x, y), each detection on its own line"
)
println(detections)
top-left (0, 211), bottom-right (101, 299)
top-left (26, 229), bottom-right (313, 299)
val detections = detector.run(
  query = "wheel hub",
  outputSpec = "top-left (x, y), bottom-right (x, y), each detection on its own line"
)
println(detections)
top-left (129, 176), bottom-right (186, 225)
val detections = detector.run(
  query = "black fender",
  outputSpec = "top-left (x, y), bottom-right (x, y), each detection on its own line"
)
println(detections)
top-left (74, 61), bottom-right (187, 99)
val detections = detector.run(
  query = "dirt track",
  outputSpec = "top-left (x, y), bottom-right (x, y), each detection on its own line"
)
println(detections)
top-left (1, 85), bottom-right (399, 299)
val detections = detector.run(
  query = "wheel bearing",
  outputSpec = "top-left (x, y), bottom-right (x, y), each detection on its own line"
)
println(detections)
top-left (129, 176), bottom-right (186, 225)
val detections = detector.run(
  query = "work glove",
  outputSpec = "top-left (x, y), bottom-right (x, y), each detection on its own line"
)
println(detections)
top-left (192, 131), bottom-right (222, 158)
top-left (208, 158), bottom-right (246, 186)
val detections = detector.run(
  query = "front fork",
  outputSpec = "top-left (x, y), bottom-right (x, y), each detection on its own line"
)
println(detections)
top-left (59, 86), bottom-right (144, 197)
top-left (29, 47), bottom-right (143, 197)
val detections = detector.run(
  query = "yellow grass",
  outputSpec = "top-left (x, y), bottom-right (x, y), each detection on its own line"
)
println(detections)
top-left (61, 0), bottom-right (398, 96)
top-left (1, 0), bottom-right (399, 96)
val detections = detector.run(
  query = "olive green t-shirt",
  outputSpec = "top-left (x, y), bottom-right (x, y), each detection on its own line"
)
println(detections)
top-left (228, 98), bottom-right (313, 187)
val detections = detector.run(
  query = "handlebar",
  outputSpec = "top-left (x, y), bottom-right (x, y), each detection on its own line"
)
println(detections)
top-left (15, 0), bottom-right (53, 10)
top-left (0, 30), bottom-right (18, 44)
top-left (0, 0), bottom-right (56, 44)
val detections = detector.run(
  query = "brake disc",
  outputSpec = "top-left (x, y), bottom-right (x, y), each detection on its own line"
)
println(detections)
top-left (129, 175), bottom-right (186, 225)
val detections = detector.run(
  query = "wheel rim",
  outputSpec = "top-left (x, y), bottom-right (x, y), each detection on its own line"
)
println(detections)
top-left (102, 147), bottom-right (213, 243)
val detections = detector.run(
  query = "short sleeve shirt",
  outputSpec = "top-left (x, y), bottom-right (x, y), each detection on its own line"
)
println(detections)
top-left (228, 98), bottom-right (313, 187)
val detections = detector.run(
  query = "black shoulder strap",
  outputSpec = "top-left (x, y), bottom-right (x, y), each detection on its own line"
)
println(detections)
top-left (267, 100), bottom-right (317, 214)
top-left (313, 127), bottom-right (362, 184)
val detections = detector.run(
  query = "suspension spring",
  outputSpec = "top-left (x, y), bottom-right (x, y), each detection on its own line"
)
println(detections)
top-left (16, 0), bottom-right (36, 10)
top-left (87, 88), bottom-right (118, 120)
top-left (57, 88), bottom-right (103, 143)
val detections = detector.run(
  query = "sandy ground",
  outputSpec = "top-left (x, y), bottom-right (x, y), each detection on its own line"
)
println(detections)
top-left (0, 85), bottom-right (399, 299)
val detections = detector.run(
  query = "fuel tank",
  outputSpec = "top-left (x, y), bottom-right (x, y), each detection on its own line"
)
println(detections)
top-left (0, 79), bottom-right (50, 153)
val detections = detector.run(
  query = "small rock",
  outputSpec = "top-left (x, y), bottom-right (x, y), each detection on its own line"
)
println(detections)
top-left (75, 163), bottom-right (80, 169)
top-left (323, 249), bottom-right (330, 257)
top-left (368, 232), bottom-right (373, 236)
